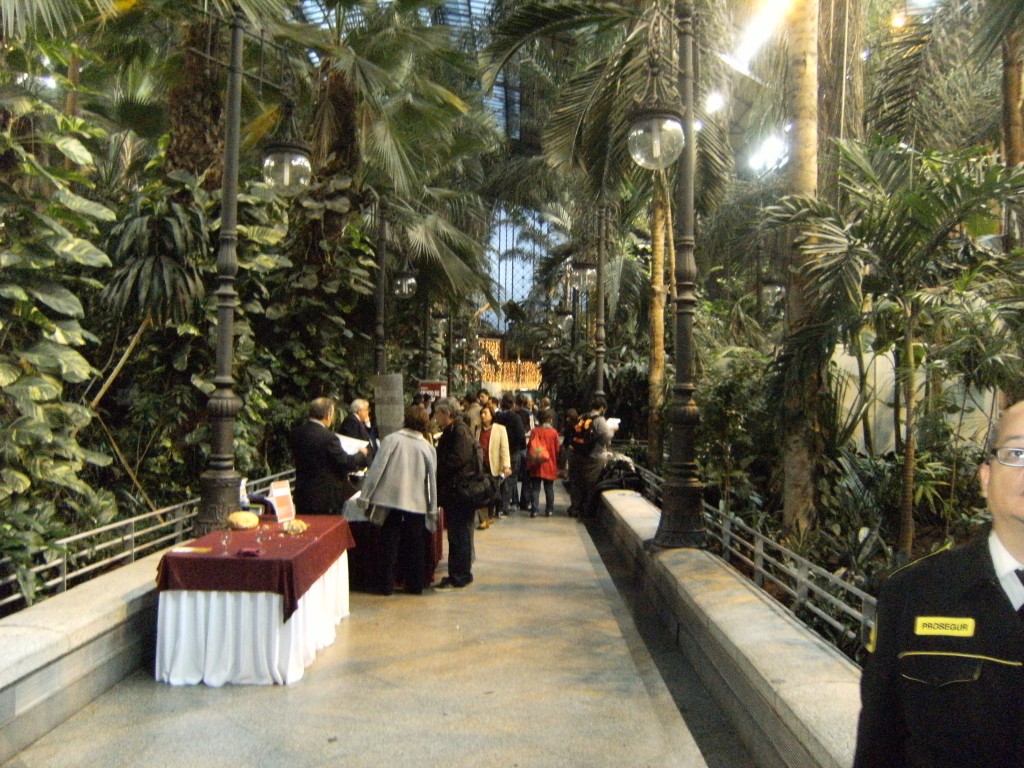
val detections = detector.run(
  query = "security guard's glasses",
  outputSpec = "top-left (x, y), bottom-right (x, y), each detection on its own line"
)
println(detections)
top-left (991, 447), bottom-right (1024, 467)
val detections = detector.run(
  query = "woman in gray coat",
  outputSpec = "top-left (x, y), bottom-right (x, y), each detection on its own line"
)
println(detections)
top-left (359, 406), bottom-right (438, 595)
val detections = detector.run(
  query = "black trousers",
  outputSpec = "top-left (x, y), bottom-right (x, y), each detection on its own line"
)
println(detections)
top-left (379, 509), bottom-right (427, 594)
top-left (444, 499), bottom-right (475, 586)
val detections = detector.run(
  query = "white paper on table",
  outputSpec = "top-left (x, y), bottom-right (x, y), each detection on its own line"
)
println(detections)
top-left (336, 434), bottom-right (369, 455)
top-left (270, 480), bottom-right (295, 522)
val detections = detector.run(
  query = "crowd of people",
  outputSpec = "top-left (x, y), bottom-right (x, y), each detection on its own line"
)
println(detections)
top-left (289, 392), bottom-right (1024, 761)
top-left (287, 389), bottom-right (616, 595)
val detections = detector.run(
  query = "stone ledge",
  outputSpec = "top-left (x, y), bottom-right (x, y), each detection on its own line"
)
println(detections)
top-left (599, 489), bottom-right (860, 768)
top-left (0, 551), bottom-right (161, 763)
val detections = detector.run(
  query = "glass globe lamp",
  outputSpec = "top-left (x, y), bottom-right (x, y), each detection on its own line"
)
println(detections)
top-left (627, 111), bottom-right (684, 170)
top-left (262, 141), bottom-right (312, 191)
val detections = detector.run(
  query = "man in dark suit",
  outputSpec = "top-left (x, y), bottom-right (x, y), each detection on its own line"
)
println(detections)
top-left (339, 398), bottom-right (378, 465)
top-left (434, 399), bottom-right (478, 589)
top-left (290, 397), bottom-right (368, 515)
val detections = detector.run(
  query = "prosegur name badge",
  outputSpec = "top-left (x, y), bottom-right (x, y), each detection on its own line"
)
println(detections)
top-left (914, 616), bottom-right (976, 637)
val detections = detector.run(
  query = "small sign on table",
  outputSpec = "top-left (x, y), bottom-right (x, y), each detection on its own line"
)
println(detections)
top-left (269, 480), bottom-right (295, 522)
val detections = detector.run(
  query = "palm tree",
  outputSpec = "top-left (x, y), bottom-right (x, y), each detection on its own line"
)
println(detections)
top-left (764, 137), bottom-right (1024, 556)
top-left (972, 0), bottom-right (1024, 247)
top-left (482, 0), bottom-right (733, 457)
top-left (300, 1), bottom-right (500, 297)
top-left (779, 0), bottom-right (820, 535)
top-left (0, 0), bottom-right (115, 38)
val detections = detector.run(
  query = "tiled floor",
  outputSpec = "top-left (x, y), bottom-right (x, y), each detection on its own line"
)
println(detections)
top-left (4, 485), bottom-right (751, 768)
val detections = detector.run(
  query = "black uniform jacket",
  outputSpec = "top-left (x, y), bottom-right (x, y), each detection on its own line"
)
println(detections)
top-left (854, 527), bottom-right (1024, 768)
top-left (290, 419), bottom-right (363, 515)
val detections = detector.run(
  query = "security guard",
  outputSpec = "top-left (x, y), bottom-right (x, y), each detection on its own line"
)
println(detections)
top-left (853, 402), bottom-right (1024, 767)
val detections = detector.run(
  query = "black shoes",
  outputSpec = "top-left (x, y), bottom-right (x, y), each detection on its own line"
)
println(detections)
top-left (435, 576), bottom-right (472, 589)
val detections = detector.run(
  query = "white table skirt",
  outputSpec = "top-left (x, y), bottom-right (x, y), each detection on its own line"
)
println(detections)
top-left (155, 551), bottom-right (349, 686)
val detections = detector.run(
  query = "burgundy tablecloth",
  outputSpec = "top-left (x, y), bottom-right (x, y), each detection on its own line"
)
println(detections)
top-left (156, 516), bottom-right (355, 621)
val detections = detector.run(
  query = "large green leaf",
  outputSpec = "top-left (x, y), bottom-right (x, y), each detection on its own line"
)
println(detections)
top-left (0, 361), bottom-right (19, 387)
top-left (46, 401), bottom-right (94, 429)
top-left (2, 415), bottom-right (55, 445)
top-left (27, 283), bottom-right (84, 318)
top-left (49, 235), bottom-right (111, 267)
top-left (50, 136), bottom-right (94, 167)
top-left (48, 319), bottom-right (93, 346)
top-left (79, 448), bottom-right (112, 467)
top-left (23, 458), bottom-right (90, 495)
top-left (20, 341), bottom-right (93, 383)
top-left (0, 469), bottom-right (31, 495)
top-left (4, 375), bottom-right (61, 402)
top-left (53, 188), bottom-right (116, 222)
top-left (0, 283), bottom-right (30, 301)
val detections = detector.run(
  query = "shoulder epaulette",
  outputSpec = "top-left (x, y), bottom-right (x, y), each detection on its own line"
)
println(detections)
top-left (889, 539), bottom-right (954, 577)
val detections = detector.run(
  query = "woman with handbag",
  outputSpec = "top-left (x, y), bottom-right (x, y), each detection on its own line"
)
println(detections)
top-left (358, 405), bottom-right (437, 595)
top-left (434, 399), bottom-right (480, 589)
top-left (526, 408), bottom-right (561, 517)
top-left (476, 403), bottom-right (511, 528)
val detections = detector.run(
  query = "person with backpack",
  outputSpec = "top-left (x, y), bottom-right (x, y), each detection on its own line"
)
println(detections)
top-left (567, 396), bottom-right (614, 520)
top-left (526, 408), bottom-right (561, 517)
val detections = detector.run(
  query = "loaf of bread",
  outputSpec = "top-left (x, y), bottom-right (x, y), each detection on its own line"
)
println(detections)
top-left (227, 511), bottom-right (260, 530)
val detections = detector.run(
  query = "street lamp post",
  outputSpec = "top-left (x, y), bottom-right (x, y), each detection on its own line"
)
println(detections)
top-left (627, 0), bottom-right (704, 548)
top-left (197, 9), bottom-right (246, 536)
top-left (594, 207), bottom-right (607, 399)
top-left (371, 213), bottom-right (418, 374)
top-left (374, 237), bottom-right (388, 375)
top-left (196, 8), bottom-right (311, 535)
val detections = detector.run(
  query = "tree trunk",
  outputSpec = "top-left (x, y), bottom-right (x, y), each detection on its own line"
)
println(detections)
top-left (897, 309), bottom-right (917, 557)
top-left (64, 53), bottom-right (82, 170)
top-left (1002, 31), bottom-right (1023, 251)
top-left (648, 179), bottom-right (668, 470)
top-left (166, 20), bottom-right (225, 191)
top-left (781, 0), bottom-right (820, 534)
top-left (817, 0), bottom-right (865, 202)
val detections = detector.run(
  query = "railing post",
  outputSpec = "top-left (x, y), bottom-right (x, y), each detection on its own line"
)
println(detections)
top-left (753, 537), bottom-right (765, 587)
top-left (129, 520), bottom-right (136, 563)
top-left (721, 514), bottom-right (732, 562)
top-left (59, 549), bottom-right (68, 593)
top-left (861, 595), bottom-right (876, 649)
top-left (795, 561), bottom-right (810, 611)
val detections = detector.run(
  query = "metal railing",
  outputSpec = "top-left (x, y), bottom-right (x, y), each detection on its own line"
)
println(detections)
top-left (0, 470), bottom-right (295, 616)
top-left (630, 463), bottom-right (876, 652)
top-left (3, 459), bottom-right (877, 653)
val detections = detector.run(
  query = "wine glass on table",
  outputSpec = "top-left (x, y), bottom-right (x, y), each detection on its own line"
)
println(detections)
top-left (219, 529), bottom-right (231, 556)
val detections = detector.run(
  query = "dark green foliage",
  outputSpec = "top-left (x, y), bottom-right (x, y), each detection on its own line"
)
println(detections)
top-left (0, 80), bottom-right (119, 599)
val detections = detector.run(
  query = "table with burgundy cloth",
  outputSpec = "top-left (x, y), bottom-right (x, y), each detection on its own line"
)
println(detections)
top-left (154, 515), bottom-right (355, 686)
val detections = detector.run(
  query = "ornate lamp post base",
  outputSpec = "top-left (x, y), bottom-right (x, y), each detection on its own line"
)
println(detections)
top-left (197, 469), bottom-right (242, 536)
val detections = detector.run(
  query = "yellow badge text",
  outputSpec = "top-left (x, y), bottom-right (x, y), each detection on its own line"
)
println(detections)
top-left (914, 617), bottom-right (976, 637)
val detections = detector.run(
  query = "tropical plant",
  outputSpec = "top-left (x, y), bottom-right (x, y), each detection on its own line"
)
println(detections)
top-left (0, 76), bottom-right (118, 601)
top-left (763, 136), bottom-right (1024, 556)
